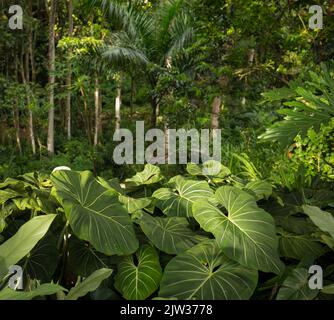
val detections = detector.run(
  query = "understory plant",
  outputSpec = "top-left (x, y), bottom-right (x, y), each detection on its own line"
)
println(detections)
top-left (0, 162), bottom-right (333, 300)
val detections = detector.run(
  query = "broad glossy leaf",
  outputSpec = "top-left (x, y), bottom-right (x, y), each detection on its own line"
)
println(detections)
top-left (276, 268), bottom-right (319, 300)
top-left (119, 195), bottom-right (152, 214)
top-left (68, 237), bottom-right (110, 277)
top-left (115, 245), bottom-right (162, 300)
top-left (125, 164), bottom-right (163, 187)
top-left (303, 205), bottom-right (334, 239)
top-left (0, 214), bottom-right (56, 279)
top-left (186, 160), bottom-right (231, 179)
top-left (24, 234), bottom-right (59, 282)
top-left (66, 268), bottom-right (113, 300)
top-left (140, 213), bottom-right (208, 254)
top-left (193, 186), bottom-right (284, 274)
top-left (243, 180), bottom-right (272, 200)
top-left (159, 241), bottom-right (258, 300)
top-left (275, 216), bottom-right (316, 235)
top-left (278, 229), bottom-right (326, 260)
top-left (0, 283), bottom-right (65, 300)
top-left (98, 177), bottom-right (152, 213)
top-left (51, 170), bottom-right (139, 256)
top-left (153, 176), bottom-right (213, 217)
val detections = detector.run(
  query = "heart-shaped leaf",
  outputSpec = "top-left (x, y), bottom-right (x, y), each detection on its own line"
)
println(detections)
top-left (276, 268), bottom-right (319, 300)
top-left (139, 213), bottom-right (208, 254)
top-left (68, 237), bottom-right (110, 277)
top-left (125, 164), bottom-right (163, 187)
top-left (115, 245), bottom-right (162, 300)
top-left (24, 234), bottom-right (59, 282)
top-left (278, 229), bottom-right (326, 260)
top-left (193, 186), bottom-right (284, 274)
top-left (153, 176), bottom-right (213, 217)
top-left (243, 180), bottom-right (273, 200)
top-left (159, 241), bottom-right (258, 300)
top-left (51, 170), bottom-right (139, 256)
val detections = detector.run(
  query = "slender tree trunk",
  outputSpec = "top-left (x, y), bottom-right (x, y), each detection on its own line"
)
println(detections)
top-left (94, 76), bottom-right (101, 146)
top-left (66, 0), bottom-right (73, 140)
top-left (47, 0), bottom-right (57, 156)
top-left (80, 87), bottom-right (93, 146)
top-left (14, 56), bottom-right (22, 155)
top-left (27, 1), bottom-right (36, 155)
top-left (211, 96), bottom-right (221, 130)
top-left (13, 108), bottom-right (22, 156)
top-left (22, 51), bottom-right (36, 156)
top-left (115, 74), bottom-right (122, 130)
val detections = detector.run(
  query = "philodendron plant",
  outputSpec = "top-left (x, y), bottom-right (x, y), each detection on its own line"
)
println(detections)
top-left (0, 162), bottom-right (333, 300)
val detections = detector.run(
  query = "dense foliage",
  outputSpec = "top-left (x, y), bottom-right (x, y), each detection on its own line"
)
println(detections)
top-left (0, 0), bottom-right (334, 300)
top-left (0, 163), bottom-right (333, 300)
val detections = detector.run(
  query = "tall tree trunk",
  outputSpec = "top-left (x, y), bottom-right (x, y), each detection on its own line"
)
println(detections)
top-left (47, 0), bottom-right (57, 156)
top-left (115, 74), bottom-right (122, 131)
top-left (211, 96), bottom-right (221, 130)
top-left (94, 76), bottom-right (101, 146)
top-left (27, 0), bottom-right (36, 155)
top-left (13, 108), bottom-right (22, 156)
top-left (66, 0), bottom-right (73, 140)
top-left (14, 56), bottom-right (22, 155)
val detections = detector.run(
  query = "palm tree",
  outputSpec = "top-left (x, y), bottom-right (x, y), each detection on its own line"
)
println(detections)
top-left (86, 0), bottom-right (195, 126)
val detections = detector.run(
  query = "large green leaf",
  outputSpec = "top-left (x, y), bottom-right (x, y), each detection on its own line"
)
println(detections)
top-left (193, 186), bottom-right (284, 274)
top-left (0, 214), bottom-right (56, 279)
top-left (115, 245), bottom-right (162, 300)
top-left (303, 205), bottom-right (334, 239)
top-left (159, 241), bottom-right (258, 300)
top-left (243, 180), bottom-right (273, 200)
top-left (186, 160), bottom-right (231, 180)
top-left (68, 237), bottom-right (110, 277)
top-left (139, 213), bottom-right (208, 255)
top-left (153, 176), bottom-right (213, 217)
top-left (65, 268), bottom-right (113, 300)
top-left (51, 170), bottom-right (139, 256)
top-left (0, 283), bottom-right (65, 300)
top-left (276, 268), bottom-right (319, 300)
top-left (24, 234), bottom-right (59, 282)
top-left (125, 164), bottom-right (163, 187)
top-left (98, 177), bottom-right (151, 213)
top-left (278, 229), bottom-right (326, 260)
top-left (118, 195), bottom-right (152, 214)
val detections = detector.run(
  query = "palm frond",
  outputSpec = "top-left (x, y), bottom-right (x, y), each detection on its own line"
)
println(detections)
top-left (259, 64), bottom-right (334, 146)
top-left (103, 32), bottom-right (148, 70)
top-left (164, 11), bottom-right (194, 63)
